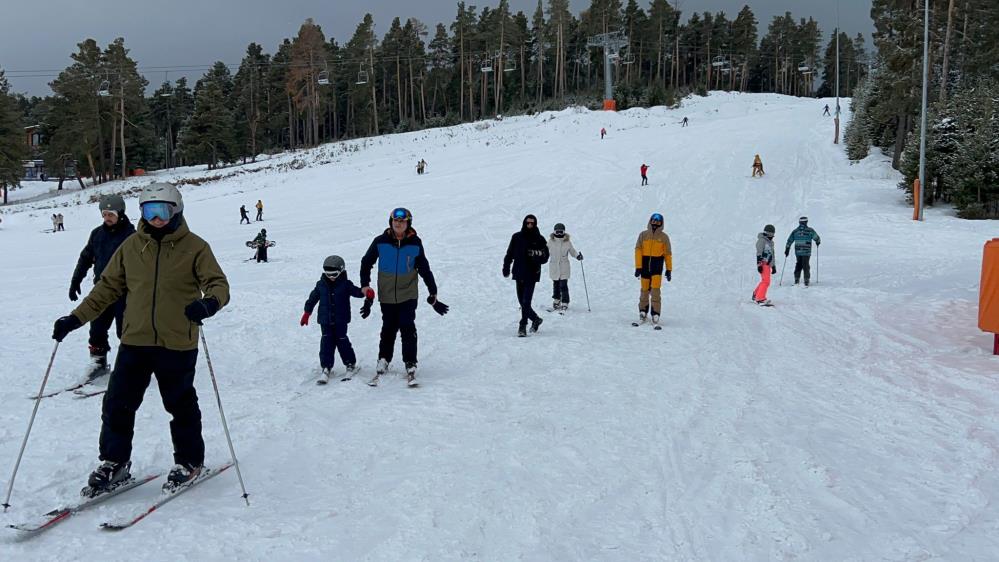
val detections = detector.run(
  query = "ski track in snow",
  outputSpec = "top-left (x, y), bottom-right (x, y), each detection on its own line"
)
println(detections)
top-left (1, 93), bottom-right (998, 560)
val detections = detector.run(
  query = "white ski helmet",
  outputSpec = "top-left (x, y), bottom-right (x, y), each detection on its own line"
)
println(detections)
top-left (139, 182), bottom-right (184, 215)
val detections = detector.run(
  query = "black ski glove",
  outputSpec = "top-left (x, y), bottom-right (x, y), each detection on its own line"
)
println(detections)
top-left (502, 267), bottom-right (510, 278)
top-left (576, 253), bottom-right (583, 261)
top-left (784, 248), bottom-right (790, 257)
top-left (184, 297), bottom-right (220, 325)
top-left (69, 280), bottom-right (82, 302)
top-left (771, 264), bottom-right (777, 274)
top-left (757, 265), bottom-right (762, 273)
top-left (665, 270), bottom-right (672, 282)
top-left (52, 314), bottom-right (83, 341)
top-left (360, 297), bottom-right (373, 319)
top-left (634, 268), bottom-right (641, 278)
top-left (427, 296), bottom-right (449, 316)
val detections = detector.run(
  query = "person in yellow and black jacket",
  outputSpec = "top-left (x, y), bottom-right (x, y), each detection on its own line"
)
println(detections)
top-left (52, 182), bottom-right (230, 496)
top-left (634, 213), bottom-right (672, 326)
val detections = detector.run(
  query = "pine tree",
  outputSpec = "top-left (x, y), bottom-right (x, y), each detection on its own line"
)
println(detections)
top-left (0, 70), bottom-right (27, 204)
top-left (177, 79), bottom-right (236, 169)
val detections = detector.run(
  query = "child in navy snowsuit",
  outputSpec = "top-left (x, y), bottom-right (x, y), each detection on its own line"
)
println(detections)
top-left (301, 256), bottom-right (373, 382)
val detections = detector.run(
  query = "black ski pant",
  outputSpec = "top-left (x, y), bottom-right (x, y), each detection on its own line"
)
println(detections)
top-left (255, 209), bottom-right (263, 221)
top-left (794, 255), bottom-right (812, 284)
top-left (516, 280), bottom-right (540, 327)
top-left (240, 215), bottom-right (250, 224)
top-left (100, 345), bottom-right (204, 467)
top-left (319, 323), bottom-right (356, 369)
top-left (551, 279), bottom-right (570, 304)
top-left (89, 298), bottom-right (125, 355)
top-left (641, 175), bottom-right (648, 186)
top-left (256, 245), bottom-right (268, 262)
top-left (378, 300), bottom-right (418, 365)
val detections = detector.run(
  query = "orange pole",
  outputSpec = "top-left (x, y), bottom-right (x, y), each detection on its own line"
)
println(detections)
top-left (912, 179), bottom-right (921, 221)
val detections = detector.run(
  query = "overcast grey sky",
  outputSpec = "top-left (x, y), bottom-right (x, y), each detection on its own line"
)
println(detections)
top-left (1, 1), bottom-right (873, 96)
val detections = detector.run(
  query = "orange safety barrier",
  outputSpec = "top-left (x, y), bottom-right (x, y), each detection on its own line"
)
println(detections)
top-left (603, 99), bottom-right (617, 111)
top-left (979, 238), bottom-right (999, 355)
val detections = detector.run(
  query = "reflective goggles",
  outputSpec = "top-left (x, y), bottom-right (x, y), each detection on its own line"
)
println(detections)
top-left (650, 213), bottom-right (664, 223)
top-left (391, 208), bottom-right (410, 221)
top-left (141, 201), bottom-right (175, 222)
top-left (324, 268), bottom-right (344, 279)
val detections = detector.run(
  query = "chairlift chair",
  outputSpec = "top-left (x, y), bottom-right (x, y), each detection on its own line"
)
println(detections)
top-left (481, 59), bottom-right (494, 73)
top-left (97, 80), bottom-right (111, 97)
top-left (356, 66), bottom-right (368, 85)
top-left (622, 52), bottom-right (635, 65)
top-left (504, 55), bottom-right (517, 72)
top-left (797, 61), bottom-right (811, 72)
top-left (711, 56), bottom-right (727, 68)
top-left (317, 70), bottom-right (330, 85)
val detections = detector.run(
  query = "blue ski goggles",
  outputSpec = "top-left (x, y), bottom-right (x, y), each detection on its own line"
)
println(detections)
top-left (141, 201), bottom-right (175, 222)
top-left (391, 207), bottom-right (411, 221)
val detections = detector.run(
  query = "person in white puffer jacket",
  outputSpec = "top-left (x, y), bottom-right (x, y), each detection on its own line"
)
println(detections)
top-left (547, 222), bottom-right (582, 311)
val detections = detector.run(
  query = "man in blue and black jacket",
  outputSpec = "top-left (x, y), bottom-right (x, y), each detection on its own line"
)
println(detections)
top-left (69, 194), bottom-right (136, 378)
top-left (360, 207), bottom-right (447, 384)
top-left (784, 216), bottom-right (821, 286)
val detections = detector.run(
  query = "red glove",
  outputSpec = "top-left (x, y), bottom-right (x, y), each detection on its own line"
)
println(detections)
top-left (300, 312), bottom-right (310, 326)
top-left (364, 288), bottom-right (375, 300)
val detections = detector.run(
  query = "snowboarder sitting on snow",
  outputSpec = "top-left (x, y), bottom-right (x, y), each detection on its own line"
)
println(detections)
top-left (239, 204), bottom-right (250, 224)
top-left (635, 213), bottom-right (672, 326)
top-left (253, 228), bottom-right (269, 262)
top-left (68, 194), bottom-right (136, 380)
top-left (784, 216), bottom-right (821, 286)
top-left (752, 154), bottom-right (765, 177)
top-left (301, 255), bottom-right (374, 384)
top-left (504, 214), bottom-right (550, 337)
top-left (753, 224), bottom-right (777, 305)
top-left (640, 163), bottom-right (650, 186)
top-left (52, 182), bottom-right (230, 496)
top-left (547, 222), bottom-right (582, 311)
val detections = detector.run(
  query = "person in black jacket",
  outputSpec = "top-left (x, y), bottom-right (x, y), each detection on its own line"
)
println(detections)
top-left (301, 255), bottom-right (373, 384)
top-left (503, 214), bottom-right (550, 337)
top-left (69, 194), bottom-right (136, 377)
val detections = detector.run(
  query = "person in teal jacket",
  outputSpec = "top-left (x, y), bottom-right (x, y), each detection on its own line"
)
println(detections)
top-left (784, 216), bottom-right (821, 286)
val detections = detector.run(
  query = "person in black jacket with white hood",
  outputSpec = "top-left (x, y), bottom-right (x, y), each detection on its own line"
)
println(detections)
top-left (503, 214), bottom-right (550, 337)
top-left (68, 193), bottom-right (136, 378)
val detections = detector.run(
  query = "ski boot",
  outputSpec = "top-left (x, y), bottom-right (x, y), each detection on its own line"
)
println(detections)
top-left (317, 367), bottom-right (332, 385)
top-left (86, 345), bottom-right (110, 380)
top-left (376, 358), bottom-right (389, 375)
top-left (341, 364), bottom-right (358, 382)
top-left (517, 323), bottom-right (527, 337)
top-left (633, 311), bottom-right (648, 327)
top-left (530, 317), bottom-right (543, 333)
top-left (83, 460), bottom-right (132, 498)
top-left (405, 362), bottom-right (418, 387)
top-left (163, 463), bottom-right (203, 493)
top-left (552, 299), bottom-right (561, 311)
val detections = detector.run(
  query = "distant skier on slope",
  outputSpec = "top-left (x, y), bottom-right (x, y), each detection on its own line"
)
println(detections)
top-left (681, 117), bottom-right (689, 127)
top-left (753, 224), bottom-right (777, 305)
top-left (503, 214), bottom-right (550, 337)
top-left (752, 154), bottom-right (765, 177)
top-left (68, 194), bottom-right (136, 380)
top-left (239, 204), bottom-right (250, 224)
top-left (823, 104), bottom-right (831, 116)
top-left (255, 199), bottom-right (264, 221)
top-left (359, 207), bottom-right (447, 386)
top-left (600, 127), bottom-right (607, 139)
top-left (547, 222), bottom-right (582, 311)
top-left (52, 182), bottom-right (230, 496)
top-left (634, 213), bottom-right (672, 328)
top-left (301, 255), bottom-right (373, 384)
top-left (640, 163), bottom-right (650, 186)
top-left (784, 216), bottom-right (821, 286)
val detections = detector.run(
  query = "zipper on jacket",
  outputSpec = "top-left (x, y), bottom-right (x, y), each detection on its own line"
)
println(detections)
top-left (151, 241), bottom-right (162, 345)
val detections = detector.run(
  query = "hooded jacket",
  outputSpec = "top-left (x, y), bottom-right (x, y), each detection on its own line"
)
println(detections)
top-left (547, 232), bottom-right (579, 281)
top-left (360, 226), bottom-right (437, 305)
top-left (756, 232), bottom-right (775, 265)
top-left (71, 214), bottom-right (136, 285)
top-left (71, 216), bottom-right (230, 351)
top-left (503, 215), bottom-right (550, 283)
top-left (634, 219), bottom-right (673, 276)
top-left (304, 274), bottom-right (365, 326)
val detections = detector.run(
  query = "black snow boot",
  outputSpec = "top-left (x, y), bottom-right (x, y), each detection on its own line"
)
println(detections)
top-left (517, 324), bottom-right (527, 337)
top-left (530, 317), bottom-right (543, 333)
top-left (84, 460), bottom-right (132, 496)
top-left (164, 463), bottom-right (203, 492)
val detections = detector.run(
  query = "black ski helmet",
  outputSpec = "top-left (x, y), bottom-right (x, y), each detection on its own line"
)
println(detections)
top-left (764, 224), bottom-right (775, 235)
top-left (554, 222), bottom-right (566, 233)
top-left (323, 255), bottom-right (345, 277)
top-left (99, 193), bottom-right (126, 215)
top-left (799, 216), bottom-right (808, 225)
top-left (260, 228), bottom-right (267, 235)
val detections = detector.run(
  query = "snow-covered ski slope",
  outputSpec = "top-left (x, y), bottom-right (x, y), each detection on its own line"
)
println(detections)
top-left (1, 92), bottom-right (997, 560)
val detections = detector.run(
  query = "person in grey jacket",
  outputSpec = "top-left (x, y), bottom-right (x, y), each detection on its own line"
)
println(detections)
top-left (547, 223), bottom-right (582, 311)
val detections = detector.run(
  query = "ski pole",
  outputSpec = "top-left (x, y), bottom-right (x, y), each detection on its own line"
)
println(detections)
top-left (199, 329), bottom-right (250, 506)
top-left (579, 260), bottom-right (592, 312)
top-left (3, 341), bottom-right (60, 512)
top-left (778, 253), bottom-right (789, 287)
top-left (815, 245), bottom-right (819, 285)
